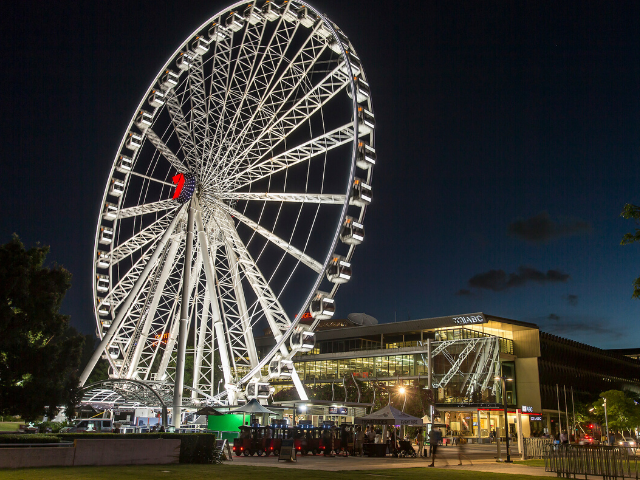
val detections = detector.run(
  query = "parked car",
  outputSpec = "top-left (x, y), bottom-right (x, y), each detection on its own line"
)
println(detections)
top-left (616, 435), bottom-right (637, 454)
top-left (65, 419), bottom-right (113, 433)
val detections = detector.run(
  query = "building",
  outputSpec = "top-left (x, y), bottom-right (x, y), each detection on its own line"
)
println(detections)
top-left (256, 312), bottom-right (640, 440)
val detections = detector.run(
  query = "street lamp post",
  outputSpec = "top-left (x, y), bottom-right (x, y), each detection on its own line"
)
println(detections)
top-left (496, 376), bottom-right (513, 463)
top-left (399, 386), bottom-right (407, 412)
top-left (604, 398), bottom-right (609, 445)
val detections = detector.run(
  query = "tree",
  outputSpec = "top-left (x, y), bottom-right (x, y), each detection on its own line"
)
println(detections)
top-left (620, 204), bottom-right (640, 298)
top-left (0, 235), bottom-right (84, 421)
top-left (591, 390), bottom-right (640, 433)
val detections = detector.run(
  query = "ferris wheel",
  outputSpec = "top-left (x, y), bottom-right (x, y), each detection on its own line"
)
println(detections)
top-left (80, 0), bottom-right (376, 418)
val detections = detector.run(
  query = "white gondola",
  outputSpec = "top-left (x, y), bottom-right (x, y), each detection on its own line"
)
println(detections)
top-left (350, 177), bottom-right (372, 207)
top-left (99, 226), bottom-right (114, 244)
top-left (191, 36), bottom-right (211, 55)
top-left (261, 1), bottom-right (281, 21)
top-left (297, 5), bottom-right (316, 28)
top-left (269, 355), bottom-right (294, 378)
top-left (225, 12), bottom-right (245, 32)
top-left (208, 22), bottom-right (229, 42)
top-left (290, 326), bottom-right (316, 353)
top-left (340, 216), bottom-right (365, 245)
top-left (108, 346), bottom-right (120, 359)
top-left (348, 76), bottom-right (371, 103)
top-left (97, 298), bottom-right (110, 316)
top-left (96, 251), bottom-right (110, 269)
top-left (326, 255), bottom-right (352, 284)
top-left (356, 140), bottom-right (376, 169)
top-left (116, 154), bottom-right (133, 173)
top-left (125, 132), bottom-right (143, 150)
top-left (309, 291), bottom-right (335, 320)
top-left (102, 202), bottom-right (118, 221)
top-left (96, 274), bottom-right (110, 293)
top-left (315, 21), bottom-right (332, 39)
top-left (101, 319), bottom-right (112, 330)
top-left (243, 4), bottom-right (264, 25)
top-left (176, 51), bottom-right (195, 71)
top-left (245, 380), bottom-right (272, 400)
top-left (281, 1), bottom-right (298, 23)
top-left (148, 89), bottom-right (165, 108)
top-left (109, 178), bottom-right (125, 197)
top-left (340, 50), bottom-right (361, 76)
top-left (357, 106), bottom-right (375, 136)
top-left (135, 110), bottom-right (153, 130)
top-left (160, 69), bottom-right (180, 90)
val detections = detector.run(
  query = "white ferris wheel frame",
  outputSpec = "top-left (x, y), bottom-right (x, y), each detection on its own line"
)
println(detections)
top-left (81, 0), bottom-right (375, 413)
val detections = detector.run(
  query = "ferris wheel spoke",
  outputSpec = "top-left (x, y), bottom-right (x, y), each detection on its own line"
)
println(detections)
top-left (81, 204), bottom-right (185, 385)
top-left (124, 237), bottom-right (181, 378)
top-left (219, 62), bottom-right (350, 183)
top-left (207, 32), bottom-right (234, 163)
top-left (205, 25), bottom-right (329, 186)
top-left (129, 170), bottom-right (176, 188)
top-left (195, 208), bottom-right (233, 389)
top-left (215, 192), bottom-right (346, 204)
top-left (186, 54), bottom-right (210, 170)
top-left (223, 123), bottom-right (354, 191)
top-left (220, 202), bottom-right (323, 274)
top-left (214, 209), bottom-right (292, 345)
top-left (117, 199), bottom-right (179, 219)
top-left (204, 13), bottom-right (300, 182)
top-left (164, 89), bottom-right (199, 171)
top-left (156, 250), bottom-right (203, 381)
top-left (110, 212), bottom-right (177, 264)
top-left (145, 127), bottom-right (189, 173)
top-left (208, 17), bottom-right (266, 171)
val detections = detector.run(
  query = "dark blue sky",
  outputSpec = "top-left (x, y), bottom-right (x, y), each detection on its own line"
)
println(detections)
top-left (2, 0), bottom-right (639, 348)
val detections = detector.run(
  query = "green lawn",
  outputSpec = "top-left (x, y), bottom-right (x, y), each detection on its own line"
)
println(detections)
top-left (514, 459), bottom-right (545, 467)
top-left (1, 465), bottom-right (551, 480)
top-left (0, 423), bottom-right (21, 432)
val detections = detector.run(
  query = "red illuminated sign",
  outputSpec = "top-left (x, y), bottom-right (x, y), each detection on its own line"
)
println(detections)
top-left (172, 173), bottom-right (186, 199)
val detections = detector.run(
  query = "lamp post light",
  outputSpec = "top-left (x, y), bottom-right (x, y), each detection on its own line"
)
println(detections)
top-left (495, 376), bottom-right (514, 463)
top-left (399, 386), bottom-right (407, 412)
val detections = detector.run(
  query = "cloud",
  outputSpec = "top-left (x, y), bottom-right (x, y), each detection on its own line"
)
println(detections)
top-left (466, 266), bottom-right (570, 292)
top-left (456, 289), bottom-right (473, 296)
top-left (532, 314), bottom-right (624, 340)
top-left (548, 313), bottom-right (560, 321)
top-left (563, 294), bottom-right (578, 306)
top-left (508, 211), bottom-right (591, 243)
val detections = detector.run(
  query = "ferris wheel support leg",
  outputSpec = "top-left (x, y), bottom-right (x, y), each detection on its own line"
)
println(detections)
top-left (195, 207), bottom-right (235, 402)
top-left (126, 238), bottom-right (180, 379)
top-left (173, 198), bottom-right (196, 427)
top-left (80, 206), bottom-right (185, 386)
top-left (192, 292), bottom-right (210, 400)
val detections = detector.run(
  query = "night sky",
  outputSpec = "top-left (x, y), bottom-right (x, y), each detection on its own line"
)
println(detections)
top-left (2, 1), bottom-right (640, 349)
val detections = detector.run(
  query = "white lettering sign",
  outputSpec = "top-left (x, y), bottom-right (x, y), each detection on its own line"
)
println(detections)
top-left (522, 405), bottom-right (533, 413)
top-left (452, 315), bottom-right (484, 325)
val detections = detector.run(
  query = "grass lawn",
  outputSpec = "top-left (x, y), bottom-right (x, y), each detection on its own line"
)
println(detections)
top-left (1, 464), bottom-right (552, 480)
top-left (0, 422), bottom-right (21, 432)
top-left (514, 459), bottom-right (545, 467)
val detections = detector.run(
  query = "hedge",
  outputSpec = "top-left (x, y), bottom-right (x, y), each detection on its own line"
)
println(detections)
top-left (55, 433), bottom-right (217, 464)
top-left (0, 434), bottom-right (62, 444)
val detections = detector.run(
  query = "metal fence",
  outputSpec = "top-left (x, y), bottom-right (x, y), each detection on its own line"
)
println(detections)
top-left (524, 437), bottom-right (554, 459)
top-left (545, 444), bottom-right (640, 479)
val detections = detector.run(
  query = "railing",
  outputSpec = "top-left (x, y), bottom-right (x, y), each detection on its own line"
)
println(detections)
top-left (545, 444), bottom-right (640, 479)
top-left (524, 437), bottom-right (553, 459)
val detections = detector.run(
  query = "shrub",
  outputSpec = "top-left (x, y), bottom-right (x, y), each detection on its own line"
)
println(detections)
top-left (36, 421), bottom-right (69, 433)
top-left (0, 434), bottom-right (61, 444)
top-left (55, 433), bottom-right (216, 463)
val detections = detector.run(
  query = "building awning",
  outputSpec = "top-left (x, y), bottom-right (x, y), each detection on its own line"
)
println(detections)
top-left (355, 405), bottom-right (423, 425)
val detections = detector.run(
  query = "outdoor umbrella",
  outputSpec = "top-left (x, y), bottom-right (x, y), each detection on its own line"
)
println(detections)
top-left (195, 406), bottom-right (225, 416)
top-left (355, 405), bottom-right (423, 426)
top-left (229, 398), bottom-right (277, 415)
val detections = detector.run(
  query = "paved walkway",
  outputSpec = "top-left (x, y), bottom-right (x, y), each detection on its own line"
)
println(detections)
top-left (228, 453), bottom-right (554, 476)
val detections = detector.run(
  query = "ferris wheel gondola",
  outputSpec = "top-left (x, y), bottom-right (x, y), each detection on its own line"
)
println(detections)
top-left (79, 0), bottom-right (376, 417)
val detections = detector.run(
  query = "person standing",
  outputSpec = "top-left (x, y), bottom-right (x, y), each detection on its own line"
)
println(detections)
top-left (355, 426), bottom-right (364, 456)
top-left (428, 427), bottom-right (440, 467)
top-left (416, 429), bottom-right (424, 457)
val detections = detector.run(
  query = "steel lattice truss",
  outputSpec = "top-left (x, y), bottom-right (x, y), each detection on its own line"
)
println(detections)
top-left (81, 0), bottom-right (376, 414)
top-left (431, 337), bottom-right (501, 402)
